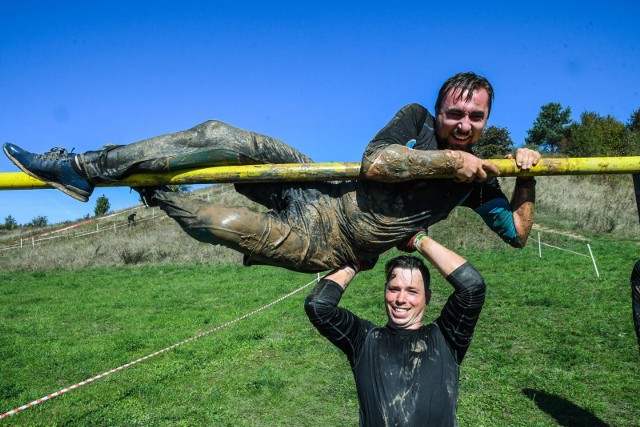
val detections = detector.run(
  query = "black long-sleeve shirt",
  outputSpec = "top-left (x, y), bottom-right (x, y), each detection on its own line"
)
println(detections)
top-left (305, 262), bottom-right (486, 427)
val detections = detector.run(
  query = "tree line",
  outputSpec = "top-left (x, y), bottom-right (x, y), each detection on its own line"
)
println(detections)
top-left (1, 194), bottom-right (111, 231)
top-left (474, 104), bottom-right (640, 158)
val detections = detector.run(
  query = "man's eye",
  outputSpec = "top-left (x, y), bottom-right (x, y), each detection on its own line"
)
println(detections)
top-left (470, 113), bottom-right (485, 122)
top-left (447, 111), bottom-right (463, 119)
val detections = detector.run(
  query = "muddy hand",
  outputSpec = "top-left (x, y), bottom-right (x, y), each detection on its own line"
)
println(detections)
top-left (508, 148), bottom-right (541, 170)
top-left (454, 151), bottom-right (500, 183)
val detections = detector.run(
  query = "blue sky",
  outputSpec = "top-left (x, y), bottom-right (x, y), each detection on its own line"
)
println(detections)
top-left (1, 1), bottom-right (639, 225)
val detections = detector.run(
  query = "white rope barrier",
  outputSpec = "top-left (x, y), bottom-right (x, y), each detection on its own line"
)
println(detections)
top-left (539, 241), bottom-right (590, 258)
top-left (1, 273), bottom-right (321, 420)
top-left (537, 232), bottom-right (600, 278)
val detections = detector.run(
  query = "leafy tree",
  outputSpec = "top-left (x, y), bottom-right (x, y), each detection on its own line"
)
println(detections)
top-left (525, 103), bottom-right (573, 153)
top-left (565, 112), bottom-right (627, 157)
top-left (29, 215), bottom-right (48, 227)
top-left (627, 108), bottom-right (640, 133)
top-left (3, 214), bottom-right (18, 230)
top-left (94, 194), bottom-right (111, 217)
top-left (473, 126), bottom-right (514, 159)
top-left (622, 131), bottom-right (640, 156)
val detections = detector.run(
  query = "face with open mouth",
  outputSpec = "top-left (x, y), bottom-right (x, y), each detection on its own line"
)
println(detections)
top-left (384, 267), bottom-right (431, 330)
top-left (436, 87), bottom-right (490, 151)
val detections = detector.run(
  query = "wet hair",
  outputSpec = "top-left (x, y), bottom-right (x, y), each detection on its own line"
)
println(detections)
top-left (384, 255), bottom-right (431, 291)
top-left (435, 72), bottom-right (494, 118)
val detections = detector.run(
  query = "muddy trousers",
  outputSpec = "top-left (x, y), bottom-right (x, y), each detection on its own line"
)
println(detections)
top-left (77, 119), bottom-right (313, 182)
top-left (153, 188), bottom-right (347, 272)
top-left (76, 120), bottom-right (346, 272)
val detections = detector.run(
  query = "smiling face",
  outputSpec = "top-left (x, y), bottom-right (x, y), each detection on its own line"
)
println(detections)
top-left (384, 267), bottom-right (431, 330)
top-left (435, 87), bottom-right (490, 151)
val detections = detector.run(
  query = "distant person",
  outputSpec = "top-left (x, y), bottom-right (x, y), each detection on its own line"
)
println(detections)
top-left (631, 261), bottom-right (640, 352)
top-left (305, 232), bottom-right (485, 425)
top-left (127, 212), bottom-right (137, 226)
top-left (3, 72), bottom-right (540, 272)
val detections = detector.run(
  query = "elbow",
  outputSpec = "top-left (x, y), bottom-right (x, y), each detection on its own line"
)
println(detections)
top-left (303, 295), bottom-right (318, 320)
top-left (508, 239), bottom-right (526, 249)
top-left (509, 231), bottom-right (530, 249)
top-left (451, 263), bottom-right (487, 297)
top-left (467, 271), bottom-right (487, 297)
top-left (476, 278), bottom-right (487, 297)
top-left (363, 166), bottom-right (403, 182)
top-left (304, 295), bottom-right (333, 324)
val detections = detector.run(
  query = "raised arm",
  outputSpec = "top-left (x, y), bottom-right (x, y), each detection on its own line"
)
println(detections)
top-left (403, 232), bottom-right (486, 363)
top-left (321, 264), bottom-right (358, 291)
top-left (510, 176), bottom-right (536, 246)
top-left (506, 148), bottom-right (540, 246)
top-left (412, 233), bottom-right (467, 278)
top-left (361, 103), bottom-right (500, 183)
top-left (459, 147), bottom-right (539, 248)
top-left (304, 265), bottom-right (369, 363)
top-left (364, 145), bottom-right (503, 183)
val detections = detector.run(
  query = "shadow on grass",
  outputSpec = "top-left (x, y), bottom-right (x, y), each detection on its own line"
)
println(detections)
top-left (522, 388), bottom-right (610, 427)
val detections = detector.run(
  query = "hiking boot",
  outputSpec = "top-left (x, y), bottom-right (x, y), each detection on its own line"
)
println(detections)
top-left (3, 143), bottom-right (94, 202)
top-left (132, 185), bottom-right (175, 207)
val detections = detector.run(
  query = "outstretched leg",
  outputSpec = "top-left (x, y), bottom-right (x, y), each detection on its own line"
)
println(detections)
top-left (79, 120), bottom-right (312, 181)
top-left (153, 190), bottom-right (323, 272)
top-left (3, 120), bottom-right (311, 202)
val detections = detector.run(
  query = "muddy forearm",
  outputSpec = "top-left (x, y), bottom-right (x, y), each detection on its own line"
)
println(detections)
top-left (321, 265), bottom-right (357, 291)
top-left (361, 145), bottom-right (463, 182)
top-left (414, 236), bottom-right (467, 279)
top-left (511, 178), bottom-right (536, 246)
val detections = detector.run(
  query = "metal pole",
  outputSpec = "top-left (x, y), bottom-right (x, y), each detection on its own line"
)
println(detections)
top-left (587, 243), bottom-right (600, 278)
top-left (3, 156), bottom-right (640, 190)
top-left (538, 232), bottom-right (542, 258)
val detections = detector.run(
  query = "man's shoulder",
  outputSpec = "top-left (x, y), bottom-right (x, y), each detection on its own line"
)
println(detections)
top-left (397, 103), bottom-right (433, 119)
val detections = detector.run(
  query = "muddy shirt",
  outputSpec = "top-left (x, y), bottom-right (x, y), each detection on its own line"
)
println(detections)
top-left (305, 263), bottom-right (486, 427)
top-left (334, 103), bottom-right (521, 263)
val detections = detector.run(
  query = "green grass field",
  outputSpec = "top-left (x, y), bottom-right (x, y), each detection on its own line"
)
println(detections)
top-left (1, 176), bottom-right (640, 426)
top-left (1, 236), bottom-right (639, 426)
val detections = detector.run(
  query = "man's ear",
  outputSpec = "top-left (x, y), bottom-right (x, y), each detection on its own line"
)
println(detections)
top-left (425, 290), bottom-right (432, 306)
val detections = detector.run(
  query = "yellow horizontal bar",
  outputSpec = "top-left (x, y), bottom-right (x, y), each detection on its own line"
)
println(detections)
top-left (1, 156), bottom-right (640, 190)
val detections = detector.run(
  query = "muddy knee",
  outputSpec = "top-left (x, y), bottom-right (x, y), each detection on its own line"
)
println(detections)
top-left (157, 194), bottom-right (274, 249)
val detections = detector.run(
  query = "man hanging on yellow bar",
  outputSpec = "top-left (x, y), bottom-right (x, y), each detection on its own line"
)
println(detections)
top-left (3, 72), bottom-right (540, 272)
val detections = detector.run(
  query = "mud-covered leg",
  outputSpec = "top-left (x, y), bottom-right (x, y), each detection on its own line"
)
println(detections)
top-left (3, 120), bottom-right (310, 202)
top-left (79, 120), bottom-right (312, 182)
top-left (153, 190), bottom-right (315, 271)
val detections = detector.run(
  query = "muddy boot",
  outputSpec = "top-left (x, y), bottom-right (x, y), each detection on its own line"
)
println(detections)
top-left (3, 143), bottom-right (94, 202)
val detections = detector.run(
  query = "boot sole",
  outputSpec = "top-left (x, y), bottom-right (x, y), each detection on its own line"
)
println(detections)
top-left (3, 145), bottom-right (90, 203)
